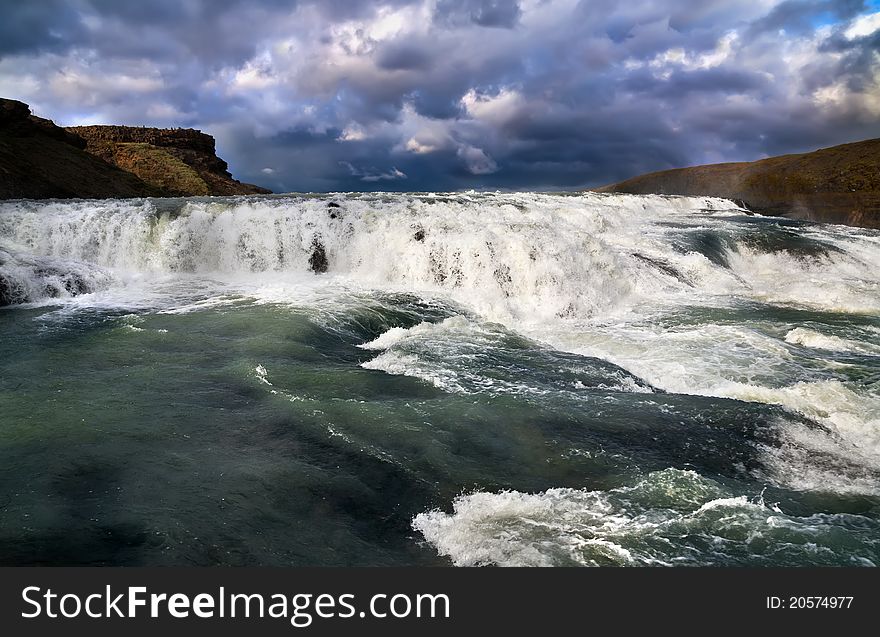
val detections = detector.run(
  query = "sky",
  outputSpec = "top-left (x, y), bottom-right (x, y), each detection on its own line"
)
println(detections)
top-left (1, 0), bottom-right (879, 192)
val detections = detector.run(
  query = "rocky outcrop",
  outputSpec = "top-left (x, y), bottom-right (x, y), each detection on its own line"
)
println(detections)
top-left (68, 125), bottom-right (270, 196)
top-left (0, 99), bottom-right (161, 199)
top-left (0, 98), bottom-right (270, 199)
top-left (595, 139), bottom-right (880, 229)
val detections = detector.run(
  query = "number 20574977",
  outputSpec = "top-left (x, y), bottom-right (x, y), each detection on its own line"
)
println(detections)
top-left (766, 596), bottom-right (853, 609)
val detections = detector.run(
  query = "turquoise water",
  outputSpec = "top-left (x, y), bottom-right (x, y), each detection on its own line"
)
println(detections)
top-left (1, 193), bottom-right (879, 565)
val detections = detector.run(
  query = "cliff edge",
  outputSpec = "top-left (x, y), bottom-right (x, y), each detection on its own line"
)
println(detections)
top-left (595, 139), bottom-right (880, 229)
top-left (0, 98), bottom-right (270, 199)
top-left (67, 125), bottom-right (270, 196)
top-left (0, 99), bottom-right (161, 198)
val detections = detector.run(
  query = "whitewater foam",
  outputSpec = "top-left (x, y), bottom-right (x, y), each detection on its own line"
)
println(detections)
top-left (358, 315), bottom-right (654, 396)
top-left (0, 247), bottom-right (115, 306)
top-left (785, 327), bottom-right (880, 354)
top-left (3, 193), bottom-right (877, 318)
top-left (3, 192), bottom-right (879, 495)
top-left (412, 469), bottom-right (880, 566)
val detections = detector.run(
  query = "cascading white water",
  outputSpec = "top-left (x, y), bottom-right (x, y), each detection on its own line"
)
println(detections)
top-left (2, 192), bottom-right (879, 478)
top-left (3, 192), bottom-right (880, 567)
top-left (2, 193), bottom-right (700, 318)
top-left (2, 192), bottom-right (877, 316)
top-left (0, 247), bottom-right (115, 306)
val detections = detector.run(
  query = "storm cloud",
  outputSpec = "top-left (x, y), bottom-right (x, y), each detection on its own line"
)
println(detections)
top-left (1, 0), bottom-right (878, 191)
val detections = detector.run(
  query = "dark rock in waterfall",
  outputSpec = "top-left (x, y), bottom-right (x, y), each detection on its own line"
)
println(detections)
top-left (0, 274), bottom-right (15, 307)
top-left (0, 249), bottom-right (113, 306)
top-left (632, 253), bottom-right (691, 285)
top-left (308, 239), bottom-right (328, 274)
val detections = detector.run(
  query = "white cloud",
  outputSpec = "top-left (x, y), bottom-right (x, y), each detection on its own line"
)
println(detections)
top-left (338, 125), bottom-right (367, 141)
top-left (457, 144), bottom-right (498, 175)
top-left (229, 59), bottom-right (277, 92)
top-left (461, 87), bottom-right (525, 124)
top-left (145, 102), bottom-right (191, 121)
top-left (405, 137), bottom-right (439, 153)
top-left (49, 68), bottom-right (164, 104)
top-left (392, 102), bottom-right (455, 154)
top-left (402, 126), bottom-right (453, 155)
top-left (845, 12), bottom-right (880, 40)
top-left (647, 31), bottom-right (739, 78)
top-left (340, 161), bottom-right (407, 181)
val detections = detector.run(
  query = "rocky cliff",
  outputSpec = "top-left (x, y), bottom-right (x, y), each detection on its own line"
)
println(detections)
top-left (67, 125), bottom-right (270, 196)
top-left (0, 98), bottom-right (270, 199)
top-left (0, 99), bottom-right (161, 198)
top-left (596, 139), bottom-right (880, 229)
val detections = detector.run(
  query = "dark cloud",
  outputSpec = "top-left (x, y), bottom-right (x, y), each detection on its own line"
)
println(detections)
top-left (375, 40), bottom-right (435, 71)
top-left (818, 29), bottom-right (880, 91)
top-left (622, 67), bottom-right (769, 97)
top-left (434, 0), bottom-right (522, 28)
top-left (0, 0), bottom-right (878, 191)
top-left (0, 0), bottom-right (85, 55)
top-left (408, 88), bottom-right (466, 119)
top-left (747, 0), bottom-right (866, 36)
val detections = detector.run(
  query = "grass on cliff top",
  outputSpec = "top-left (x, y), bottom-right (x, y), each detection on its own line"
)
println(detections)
top-left (92, 141), bottom-right (210, 197)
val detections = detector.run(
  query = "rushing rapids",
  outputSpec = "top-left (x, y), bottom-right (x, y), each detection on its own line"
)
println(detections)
top-left (1, 192), bottom-right (879, 566)
top-left (1, 193), bottom-right (877, 317)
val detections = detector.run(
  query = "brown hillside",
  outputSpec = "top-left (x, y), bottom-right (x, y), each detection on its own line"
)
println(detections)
top-left (67, 125), bottom-right (270, 196)
top-left (0, 98), bottom-right (271, 199)
top-left (0, 99), bottom-right (161, 199)
top-left (595, 139), bottom-right (880, 229)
